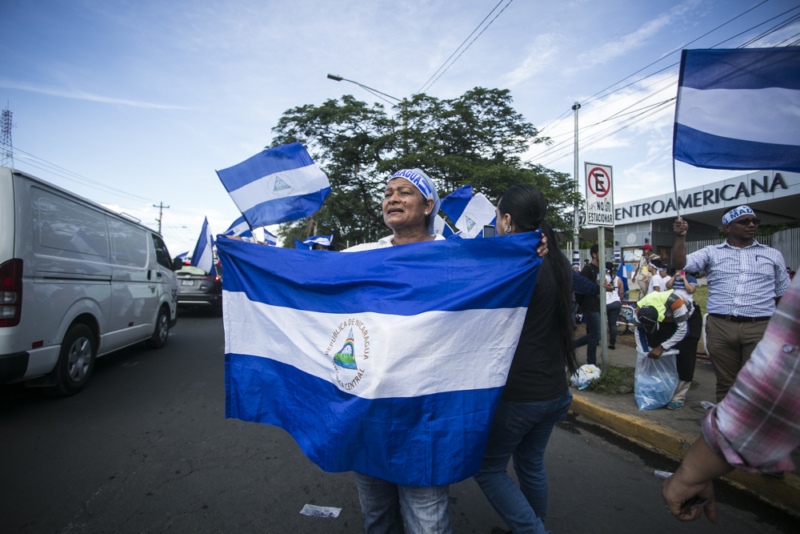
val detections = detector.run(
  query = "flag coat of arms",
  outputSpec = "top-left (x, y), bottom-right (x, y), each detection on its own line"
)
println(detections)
top-left (673, 48), bottom-right (800, 172)
top-left (440, 185), bottom-right (497, 239)
top-left (216, 143), bottom-right (331, 227)
top-left (217, 233), bottom-right (542, 486)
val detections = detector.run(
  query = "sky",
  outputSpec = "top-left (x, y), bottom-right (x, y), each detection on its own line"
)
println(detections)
top-left (1, 0), bottom-right (799, 254)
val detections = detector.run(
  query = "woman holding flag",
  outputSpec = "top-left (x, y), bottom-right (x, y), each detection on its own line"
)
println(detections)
top-left (345, 168), bottom-right (449, 533)
top-left (473, 184), bottom-right (578, 534)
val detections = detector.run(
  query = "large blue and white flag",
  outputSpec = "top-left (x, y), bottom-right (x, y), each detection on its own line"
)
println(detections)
top-left (223, 216), bottom-right (253, 239)
top-left (190, 217), bottom-right (214, 274)
top-left (216, 143), bottom-right (331, 227)
top-left (217, 233), bottom-right (542, 486)
top-left (674, 48), bottom-right (800, 172)
top-left (440, 185), bottom-right (497, 239)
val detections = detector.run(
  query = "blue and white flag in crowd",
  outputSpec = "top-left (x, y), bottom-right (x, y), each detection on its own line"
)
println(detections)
top-left (440, 185), bottom-right (497, 239)
top-left (617, 262), bottom-right (629, 294)
top-left (674, 48), bottom-right (800, 172)
top-left (190, 217), bottom-right (214, 274)
top-left (296, 232), bottom-right (335, 250)
top-left (216, 143), bottom-right (332, 227)
top-left (176, 251), bottom-right (189, 262)
top-left (217, 233), bottom-right (543, 486)
top-left (433, 215), bottom-right (455, 238)
top-left (263, 229), bottom-right (278, 246)
top-left (223, 216), bottom-right (253, 239)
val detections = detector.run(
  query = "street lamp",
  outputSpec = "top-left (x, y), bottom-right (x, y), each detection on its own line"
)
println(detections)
top-left (326, 74), bottom-right (408, 154)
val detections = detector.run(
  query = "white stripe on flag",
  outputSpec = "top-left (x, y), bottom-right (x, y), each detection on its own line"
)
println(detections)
top-left (228, 164), bottom-right (330, 213)
top-left (677, 87), bottom-right (800, 146)
top-left (455, 193), bottom-right (496, 239)
top-left (223, 291), bottom-right (526, 399)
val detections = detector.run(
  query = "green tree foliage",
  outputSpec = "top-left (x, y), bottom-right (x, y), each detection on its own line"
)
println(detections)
top-left (270, 87), bottom-right (582, 247)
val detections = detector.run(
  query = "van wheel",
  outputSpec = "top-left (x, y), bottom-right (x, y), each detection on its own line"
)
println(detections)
top-left (49, 324), bottom-right (96, 396)
top-left (147, 307), bottom-right (170, 349)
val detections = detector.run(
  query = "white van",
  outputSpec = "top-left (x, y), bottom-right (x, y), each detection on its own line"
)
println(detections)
top-left (0, 167), bottom-right (179, 395)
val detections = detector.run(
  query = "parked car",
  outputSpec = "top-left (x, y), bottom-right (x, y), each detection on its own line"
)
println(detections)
top-left (0, 167), bottom-right (179, 395)
top-left (175, 264), bottom-right (222, 314)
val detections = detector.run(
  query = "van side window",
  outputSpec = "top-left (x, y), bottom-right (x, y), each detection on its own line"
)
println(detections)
top-left (32, 188), bottom-right (109, 258)
top-left (151, 235), bottom-right (172, 270)
top-left (108, 219), bottom-right (148, 267)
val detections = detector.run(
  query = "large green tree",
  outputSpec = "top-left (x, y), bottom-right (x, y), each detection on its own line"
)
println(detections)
top-left (270, 87), bottom-right (581, 247)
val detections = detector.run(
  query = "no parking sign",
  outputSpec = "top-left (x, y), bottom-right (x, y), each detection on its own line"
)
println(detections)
top-left (585, 162), bottom-right (614, 227)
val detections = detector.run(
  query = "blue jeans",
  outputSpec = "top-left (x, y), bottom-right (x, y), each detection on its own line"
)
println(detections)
top-left (606, 301), bottom-right (621, 346)
top-left (575, 310), bottom-right (600, 365)
top-left (353, 473), bottom-right (452, 534)
top-left (474, 392), bottom-right (573, 534)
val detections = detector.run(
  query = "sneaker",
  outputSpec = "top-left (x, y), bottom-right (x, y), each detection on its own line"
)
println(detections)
top-left (666, 401), bottom-right (684, 410)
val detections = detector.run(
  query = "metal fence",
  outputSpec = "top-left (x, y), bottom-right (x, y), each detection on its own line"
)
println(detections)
top-left (562, 227), bottom-right (799, 271)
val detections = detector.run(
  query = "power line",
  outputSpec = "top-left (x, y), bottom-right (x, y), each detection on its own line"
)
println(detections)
top-left (11, 146), bottom-right (155, 202)
top-left (418, 0), bottom-right (515, 95)
top-left (416, 0), bottom-right (506, 94)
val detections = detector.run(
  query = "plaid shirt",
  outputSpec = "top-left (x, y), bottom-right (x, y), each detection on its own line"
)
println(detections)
top-left (684, 240), bottom-right (790, 317)
top-left (702, 275), bottom-right (800, 473)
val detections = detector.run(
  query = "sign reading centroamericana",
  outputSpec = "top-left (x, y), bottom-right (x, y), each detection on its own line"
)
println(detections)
top-left (585, 162), bottom-right (614, 227)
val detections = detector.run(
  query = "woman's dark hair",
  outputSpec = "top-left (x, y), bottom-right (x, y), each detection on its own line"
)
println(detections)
top-left (497, 184), bottom-right (578, 374)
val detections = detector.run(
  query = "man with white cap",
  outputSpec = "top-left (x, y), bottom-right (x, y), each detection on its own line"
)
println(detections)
top-left (672, 205), bottom-right (790, 402)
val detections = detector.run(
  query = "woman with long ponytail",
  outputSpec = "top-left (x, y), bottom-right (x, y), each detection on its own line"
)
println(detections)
top-left (474, 184), bottom-right (577, 534)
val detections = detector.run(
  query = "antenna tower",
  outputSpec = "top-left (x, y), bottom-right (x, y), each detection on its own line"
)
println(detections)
top-left (1, 104), bottom-right (13, 168)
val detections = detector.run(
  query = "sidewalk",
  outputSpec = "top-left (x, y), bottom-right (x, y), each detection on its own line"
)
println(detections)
top-left (569, 341), bottom-right (800, 517)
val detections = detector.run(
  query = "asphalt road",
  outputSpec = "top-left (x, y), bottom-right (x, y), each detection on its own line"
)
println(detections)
top-left (1, 310), bottom-right (795, 533)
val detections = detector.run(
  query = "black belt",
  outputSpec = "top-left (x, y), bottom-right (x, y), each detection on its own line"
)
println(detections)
top-left (709, 313), bottom-right (771, 323)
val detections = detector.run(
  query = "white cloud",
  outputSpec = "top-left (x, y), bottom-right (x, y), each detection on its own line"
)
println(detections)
top-left (504, 33), bottom-right (560, 86)
top-left (0, 78), bottom-right (192, 110)
top-left (577, 0), bottom-right (700, 68)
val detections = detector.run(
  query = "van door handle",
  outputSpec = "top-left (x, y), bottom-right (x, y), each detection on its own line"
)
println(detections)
top-left (147, 270), bottom-right (152, 280)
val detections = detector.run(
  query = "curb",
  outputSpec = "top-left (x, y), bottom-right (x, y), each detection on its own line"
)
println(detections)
top-left (569, 392), bottom-right (800, 517)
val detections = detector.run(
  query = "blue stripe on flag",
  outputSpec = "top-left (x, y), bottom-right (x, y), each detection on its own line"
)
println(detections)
top-left (680, 48), bottom-right (800, 91)
top-left (240, 188), bottom-right (332, 226)
top-left (226, 353), bottom-right (501, 486)
top-left (217, 232), bottom-right (542, 315)
top-left (440, 185), bottom-right (474, 222)
top-left (673, 123), bottom-right (800, 173)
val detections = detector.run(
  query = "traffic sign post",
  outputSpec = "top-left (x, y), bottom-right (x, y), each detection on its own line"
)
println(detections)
top-left (584, 163), bottom-right (615, 371)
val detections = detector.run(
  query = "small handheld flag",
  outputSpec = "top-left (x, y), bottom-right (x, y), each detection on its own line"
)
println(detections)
top-left (440, 185), bottom-right (496, 239)
top-left (216, 143), bottom-right (332, 227)
top-left (223, 216), bottom-right (253, 239)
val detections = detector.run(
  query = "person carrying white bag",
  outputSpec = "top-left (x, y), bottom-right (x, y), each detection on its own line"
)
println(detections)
top-left (631, 290), bottom-right (694, 409)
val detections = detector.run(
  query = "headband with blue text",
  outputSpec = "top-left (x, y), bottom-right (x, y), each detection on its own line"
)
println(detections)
top-left (389, 169), bottom-right (434, 201)
top-left (722, 205), bottom-right (755, 224)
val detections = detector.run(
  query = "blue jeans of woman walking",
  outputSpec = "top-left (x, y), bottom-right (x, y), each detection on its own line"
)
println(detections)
top-left (474, 392), bottom-right (573, 534)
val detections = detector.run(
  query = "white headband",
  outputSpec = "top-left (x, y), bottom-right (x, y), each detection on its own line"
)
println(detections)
top-left (722, 205), bottom-right (755, 225)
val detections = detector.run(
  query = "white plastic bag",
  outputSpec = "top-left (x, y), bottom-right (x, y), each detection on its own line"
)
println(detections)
top-left (634, 349), bottom-right (678, 410)
top-left (570, 364), bottom-right (602, 390)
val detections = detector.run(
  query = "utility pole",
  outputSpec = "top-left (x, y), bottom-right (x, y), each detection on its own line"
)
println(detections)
top-left (1, 104), bottom-right (14, 168)
top-left (572, 102), bottom-right (581, 266)
top-left (153, 202), bottom-right (169, 234)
